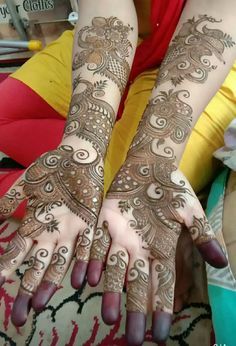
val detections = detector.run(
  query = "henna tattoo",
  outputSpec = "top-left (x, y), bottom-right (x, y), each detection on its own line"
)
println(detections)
top-left (133, 90), bottom-right (193, 145)
top-left (75, 228), bottom-right (92, 262)
top-left (90, 221), bottom-right (111, 261)
top-left (127, 259), bottom-right (148, 313)
top-left (154, 261), bottom-right (175, 313)
top-left (189, 216), bottom-right (215, 244)
top-left (20, 248), bottom-right (49, 294)
top-left (44, 246), bottom-right (69, 285)
top-left (19, 144), bottom-right (104, 235)
top-left (0, 185), bottom-right (25, 219)
top-left (157, 15), bottom-right (235, 86)
top-left (65, 78), bottom-right (115, 156)
top-left (73, 17), bottom-right (133, 93)
top-left (0, 234), bottom-right (27, 272)
top-left (104, 250), bottom-right (127, 293)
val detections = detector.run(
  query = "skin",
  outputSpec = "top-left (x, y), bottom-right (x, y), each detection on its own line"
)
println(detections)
top-left (0, 1), bottom-right (236, 344)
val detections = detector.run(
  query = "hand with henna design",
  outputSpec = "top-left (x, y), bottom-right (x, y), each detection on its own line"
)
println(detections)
top-left (0, 138), bottom-right (105, 326)
top-left (0, 6), bottom-right (137, 327)
top-left (88, 141), bottom-right (227, 344)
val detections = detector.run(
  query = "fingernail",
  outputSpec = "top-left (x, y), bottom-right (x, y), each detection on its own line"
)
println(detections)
top-left (87, 260), bottom-right (103, 287)
top-left (152, 310), bottom-right (172, 342)
top-left (102, 292), bottom-right (120, 325)
top-left (71, 260), bottom-right (87, 289)
top-left (32, 281), bottom-right (57, 312)
top-left (0, 274), bottom-right (5, 287)
top-left (126, 311), bottom-right (146, 346)
top-left (11, 292), bottom-right (31, 327)
top-left (198, 239), bottom-right (228, 268)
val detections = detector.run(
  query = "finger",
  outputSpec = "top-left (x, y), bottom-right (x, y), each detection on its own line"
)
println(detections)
top-left (0, 233), bottom-right (33, 287)
top-left (32, 241), bottom-right (75, 312)
top-left (87, 220), bottom-right (111, 286)
top-left (126, 258), bottom-right (149, 346)
top-left (0, 176), bottom-right (25, 220)
top-left (187, 213), bottom-right (227, 268)
top-left (11, 242), bottom-right (55, 327)
top-left (151, 258), bottom-right (175, 343)
top-left (102, 245), bottom-right (128, 325)
top-left (71, 227), bottom-right (93, 289)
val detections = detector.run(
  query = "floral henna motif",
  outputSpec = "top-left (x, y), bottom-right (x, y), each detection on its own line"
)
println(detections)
top-left (65, 78), bottom-right (115, 157)
top-left (73, 17), bottom-right (133, 93)
top-left (104, 250), bottom-right (128, 293)
top-left (126, 260), bottom-right (148, 314)
top-left (157, 15), bottom-right (235, 86)
top-left (90, 221), bottom-right (111, 261)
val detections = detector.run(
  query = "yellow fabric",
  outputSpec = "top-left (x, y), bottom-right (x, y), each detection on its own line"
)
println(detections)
top-left (11, 30), bottom-right (74, 118)
top-left (11, 30), bottom-right (236, 194)
top-left (104, 63), bottom-right (236, 194)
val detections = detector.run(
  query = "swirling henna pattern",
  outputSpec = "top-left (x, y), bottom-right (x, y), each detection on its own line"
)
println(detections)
top-left (127, 260), bottom-right (148, 313)
top-left (75, 228), bottom-right (93, 262)
top-left (90, 221), bottom-right (111, 261)
top-left (73, 17), bottom-right (133, 93)
top-left (154, 261), bottom-right (175, 312)
top-left (104, 250), bottom-right (128, 293)
top-left (19, 144), bottom-right (104, 235)
top-left (157, 15), bottom-right (235, 86)
top-left (44, 246), bottom-right (69, 285)
top-left (20, 248), bottom-right (49, 295)
top-left (65, 78), bottom-right (115, 157)
top-left (189, 216), bottom-right (215, 244)
top-left (0, 185), bottom-right (25, 219)
top-left (0, 234), bottom-right (27, 272)
top-left (133, 90), bottom-right (192, 145)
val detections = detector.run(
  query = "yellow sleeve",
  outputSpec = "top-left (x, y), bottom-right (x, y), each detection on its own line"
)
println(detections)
top-left (104, 63), bottom-right (236, 194)
top-left (11, 30), bottom-right (74, 118)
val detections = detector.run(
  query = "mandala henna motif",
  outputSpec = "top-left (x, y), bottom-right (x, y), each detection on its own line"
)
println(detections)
top-left (127, 260), bottom-right (149, 313)
top-left (157, 15), bottom-right (235, 86)
top-left (73, 17), bottom-right (133, 93)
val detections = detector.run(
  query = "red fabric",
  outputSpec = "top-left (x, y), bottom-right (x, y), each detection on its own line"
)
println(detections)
top-left (0, 77), bottom-right (65, 218)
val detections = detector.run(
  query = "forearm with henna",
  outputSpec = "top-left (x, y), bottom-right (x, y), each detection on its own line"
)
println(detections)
top-left (89, 3), bottom-right (236, 343)
top-left (0, 0), bottom-right (138, 326)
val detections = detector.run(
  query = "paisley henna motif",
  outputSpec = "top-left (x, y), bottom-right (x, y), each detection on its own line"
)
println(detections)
top-left (157, 15), bottom-right (235, 86)
top-left (73, 17), bottom-right (133, 93)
